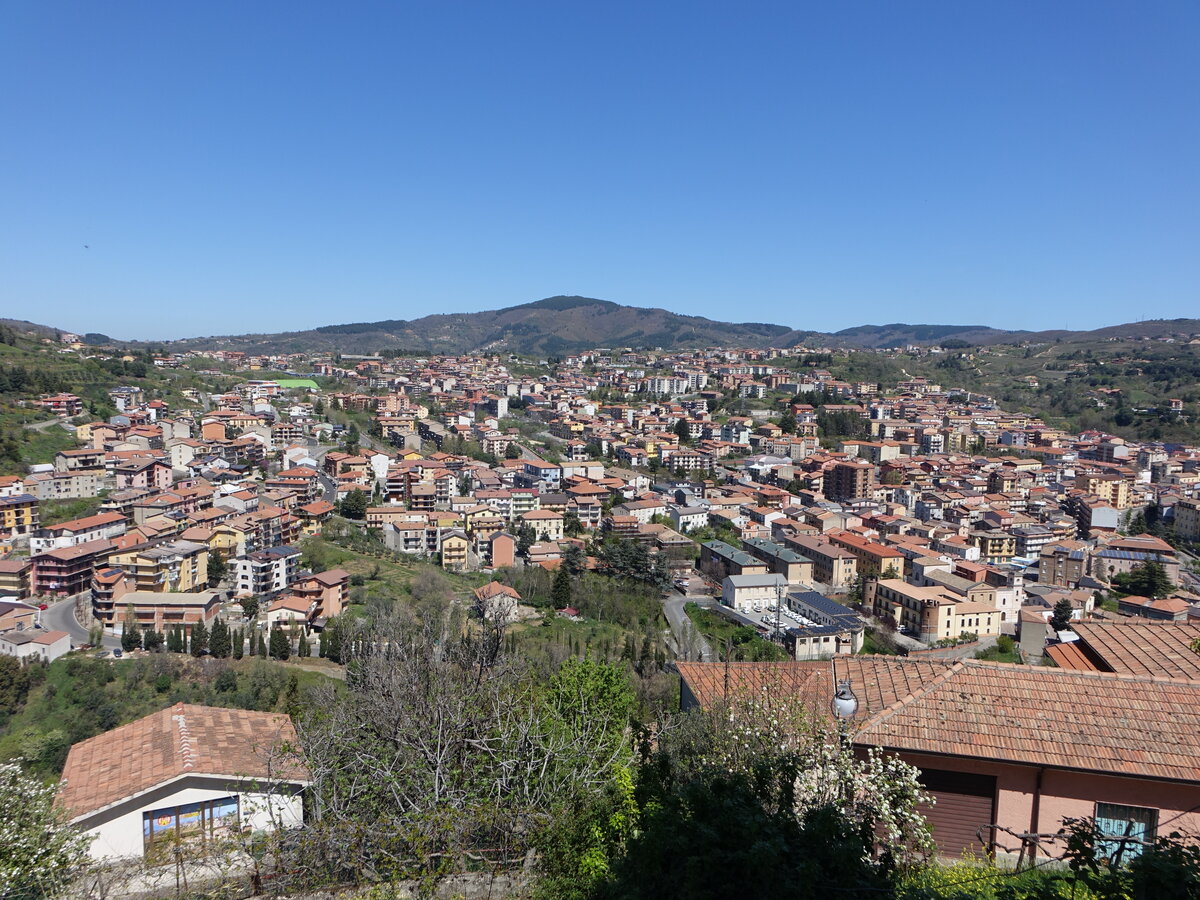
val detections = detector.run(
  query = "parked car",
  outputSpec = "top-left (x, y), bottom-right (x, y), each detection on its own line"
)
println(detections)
top-left (37, 603), bottom-right (48, 610)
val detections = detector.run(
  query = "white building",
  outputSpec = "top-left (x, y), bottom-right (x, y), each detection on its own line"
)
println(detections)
top-left (0, 629), bottom-right (71, 662)
top-left (721, 573), bottom-right (786, 613)
top-left (235, 546), bottom-right (300, 596)
top-left (59, 703), bottom-right (309, 862)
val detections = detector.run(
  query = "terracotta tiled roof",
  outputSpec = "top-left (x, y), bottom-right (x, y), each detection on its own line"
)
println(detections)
top-left (676, 657), bottom-right (956, 720)
top-left (679, 658), bottom-right (1200, 782)
top-left (1044, 641), bottom-right (1097, 670)
top-left (855, 660), bottom-right (1200, 782)
top-left (1070, 621), bottom-right (1200, 680)
top-left (59, 703), bottom-right (308, 821)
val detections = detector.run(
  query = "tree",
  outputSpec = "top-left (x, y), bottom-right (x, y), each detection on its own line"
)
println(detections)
top-left (232, 627), bottom-right (244, 660)
top-left (166, 626), bottom-right (182, 653)
top-left (588, 694), bottom-right (932, 899)
top-left (121, 605), bottom-right (141, 652)
top-left (505, 442), bottom-right (521, 460)
top-left (269, 627), bottom-right (290, 660)
top-left (0, 761), bottom-right (90, 897)
top-left (551, 565), bottom-right (573, 609)
top-left (209, 618), bottom-right (231, 659)
top-left (207, 550), bottom-right (228, 586)
top-left (142, 628), bottom-right (163, 652)
top-left (563, 510), bottom-right (585, 537)
top-left (190, 620), bottom-right (209, 657)
top-left (257, 631), bottom-right (268, 657)
top-left (674, 418), bottom-right (691, 445)
top-left (340, 487), bottom-right (368, 520)
top-left (240, 595), bottom-right (260, 621)
top-left (779, 408), bottom-right (797, 434)
top-left (1112, 559), bottom-right (1176, 599)
top-left (1050, 597), bottom-right (1075, 633)
top-left (286, 614), bottom-right (634, 888)
top-left (297, 628), bottom-right (311, 657)
top-left (517, 522), bottom-right (537, 556)
top-left (562, 543), bottom-right (587, 576)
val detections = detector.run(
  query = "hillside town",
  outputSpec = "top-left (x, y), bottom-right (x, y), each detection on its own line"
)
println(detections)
top-left (3, 335), bottom-right (1200, 894)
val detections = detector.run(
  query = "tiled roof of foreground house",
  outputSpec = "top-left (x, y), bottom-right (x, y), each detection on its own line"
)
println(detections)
top-left (677, 656), bottom-right (1200, 783)
top-left (59, 703), bottom-right (308, 821)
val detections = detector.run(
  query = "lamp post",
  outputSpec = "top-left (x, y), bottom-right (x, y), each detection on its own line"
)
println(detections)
top-left (831, 678), bottom-right (859, 720)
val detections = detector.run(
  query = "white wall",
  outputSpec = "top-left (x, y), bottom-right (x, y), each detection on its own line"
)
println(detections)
top-left (79, 776), bottom-right (304, 862)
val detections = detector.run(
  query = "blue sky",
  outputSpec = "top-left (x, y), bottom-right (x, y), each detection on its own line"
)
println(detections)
top-left (2, 1), bottom-right (1197, 340)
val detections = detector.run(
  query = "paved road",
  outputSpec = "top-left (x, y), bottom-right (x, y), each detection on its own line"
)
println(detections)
top-left (663, 591), bottom-right (716, 662)
top-left (23, 417), bottom-right (73, 433)
top-left (44, 593), bottom-right (120, 650)
top-left (515, 442), bottom-right (543, 461)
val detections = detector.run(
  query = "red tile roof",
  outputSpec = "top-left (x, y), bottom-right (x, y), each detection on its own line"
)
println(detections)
top-left (678, 658), bottom-right (1200, 782)
top-left (1070, 621), bottom-right (1200, 680)
top-left (59, 704), bottom-right (308, 820)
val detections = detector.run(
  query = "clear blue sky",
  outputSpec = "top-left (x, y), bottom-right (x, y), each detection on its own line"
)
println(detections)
top-left (2, 1), bottom-right (1197, 340)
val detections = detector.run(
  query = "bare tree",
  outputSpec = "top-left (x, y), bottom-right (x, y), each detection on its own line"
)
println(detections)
top-left (271, 611), bottom-right (633, 890)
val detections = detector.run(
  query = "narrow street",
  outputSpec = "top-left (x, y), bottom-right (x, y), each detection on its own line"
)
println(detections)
top-left (43, 593), bottom-right (119, 650)
top-left (662, 584), bottom-right (716, 663)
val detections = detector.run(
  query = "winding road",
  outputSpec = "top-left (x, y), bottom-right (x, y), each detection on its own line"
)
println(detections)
top-left (43, 593), bottom-right (119, 650)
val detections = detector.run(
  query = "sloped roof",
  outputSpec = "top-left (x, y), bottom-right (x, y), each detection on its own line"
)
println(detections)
top-left (854, 660), bottom-right (1200, 782)
top-left (676, 657), bottom-right (955, 721)
top-left (59, 703), bottom-right (308, 821)
top-left (1070, 621), bottom-right (1200, 680)
top-left (678, 657), bottom-right (1200, 782)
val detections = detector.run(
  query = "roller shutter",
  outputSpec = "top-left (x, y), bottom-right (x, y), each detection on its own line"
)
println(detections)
top-left (918, 768), bottom-right (996, 858)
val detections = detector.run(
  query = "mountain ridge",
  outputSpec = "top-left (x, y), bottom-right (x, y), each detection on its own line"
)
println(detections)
top-left (8, 299), bottom-right (1200, 355)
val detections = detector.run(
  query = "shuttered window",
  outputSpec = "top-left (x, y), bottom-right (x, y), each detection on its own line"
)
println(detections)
top-left (1095, 803), bottom-right (1157, 865)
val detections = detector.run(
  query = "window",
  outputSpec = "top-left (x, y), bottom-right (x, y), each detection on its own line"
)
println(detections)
top-left (143, 795), bottom-right (241, 860)
top-left (1094, 803), bottom-right (1157, 863)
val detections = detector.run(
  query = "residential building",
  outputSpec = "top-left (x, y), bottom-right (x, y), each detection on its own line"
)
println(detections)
top-left (59, 704), bottom-right (308, 861)
top-left (235, 546), bottom-right (301, 596)
top-left (677, 658), bottom-right (1200, 863)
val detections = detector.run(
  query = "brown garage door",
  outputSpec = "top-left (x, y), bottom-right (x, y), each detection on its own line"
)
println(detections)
top-left (918, 769), bottom-right (996, 858)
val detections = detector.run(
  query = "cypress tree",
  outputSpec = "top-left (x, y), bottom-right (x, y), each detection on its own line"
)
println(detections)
top-left (551, 565), bottom-right (573, 608)
top-left (257, 631), bottom-right (268, 657)
top-left (121, 606), bottom-right (141, 652)
top-left (232, 627), bottom-right (244, 659)
top-left (269, 628), bottom-right (290, 660)
top-left (190, 620), bottom-right (209, 657)
top-left (209, 619), bottom-right (231, 658)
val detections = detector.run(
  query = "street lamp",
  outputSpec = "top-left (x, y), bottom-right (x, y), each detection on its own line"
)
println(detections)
top-left (831, 678), bottom-right (859, 720)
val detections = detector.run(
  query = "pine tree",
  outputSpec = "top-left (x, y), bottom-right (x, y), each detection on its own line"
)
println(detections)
top-left (1050, 598), bottom-right (1075, 633)
top-left (190, 620), bottom-right (209, 657)
top-left (209, 619), bottom-right (231, 659)
top-left (269, 628), bottom-right (290, 660)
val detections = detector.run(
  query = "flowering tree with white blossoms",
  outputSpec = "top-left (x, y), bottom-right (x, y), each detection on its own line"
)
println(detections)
top-left (0, 761), bottom-right (89, 899)
top-left (694, 685), bottom-right (936, 864)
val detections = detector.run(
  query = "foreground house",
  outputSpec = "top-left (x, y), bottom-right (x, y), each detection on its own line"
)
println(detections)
top-left (677, 657), bottom-right (1200, 864)
top-left (58, 703), bottom-right (308, 861)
